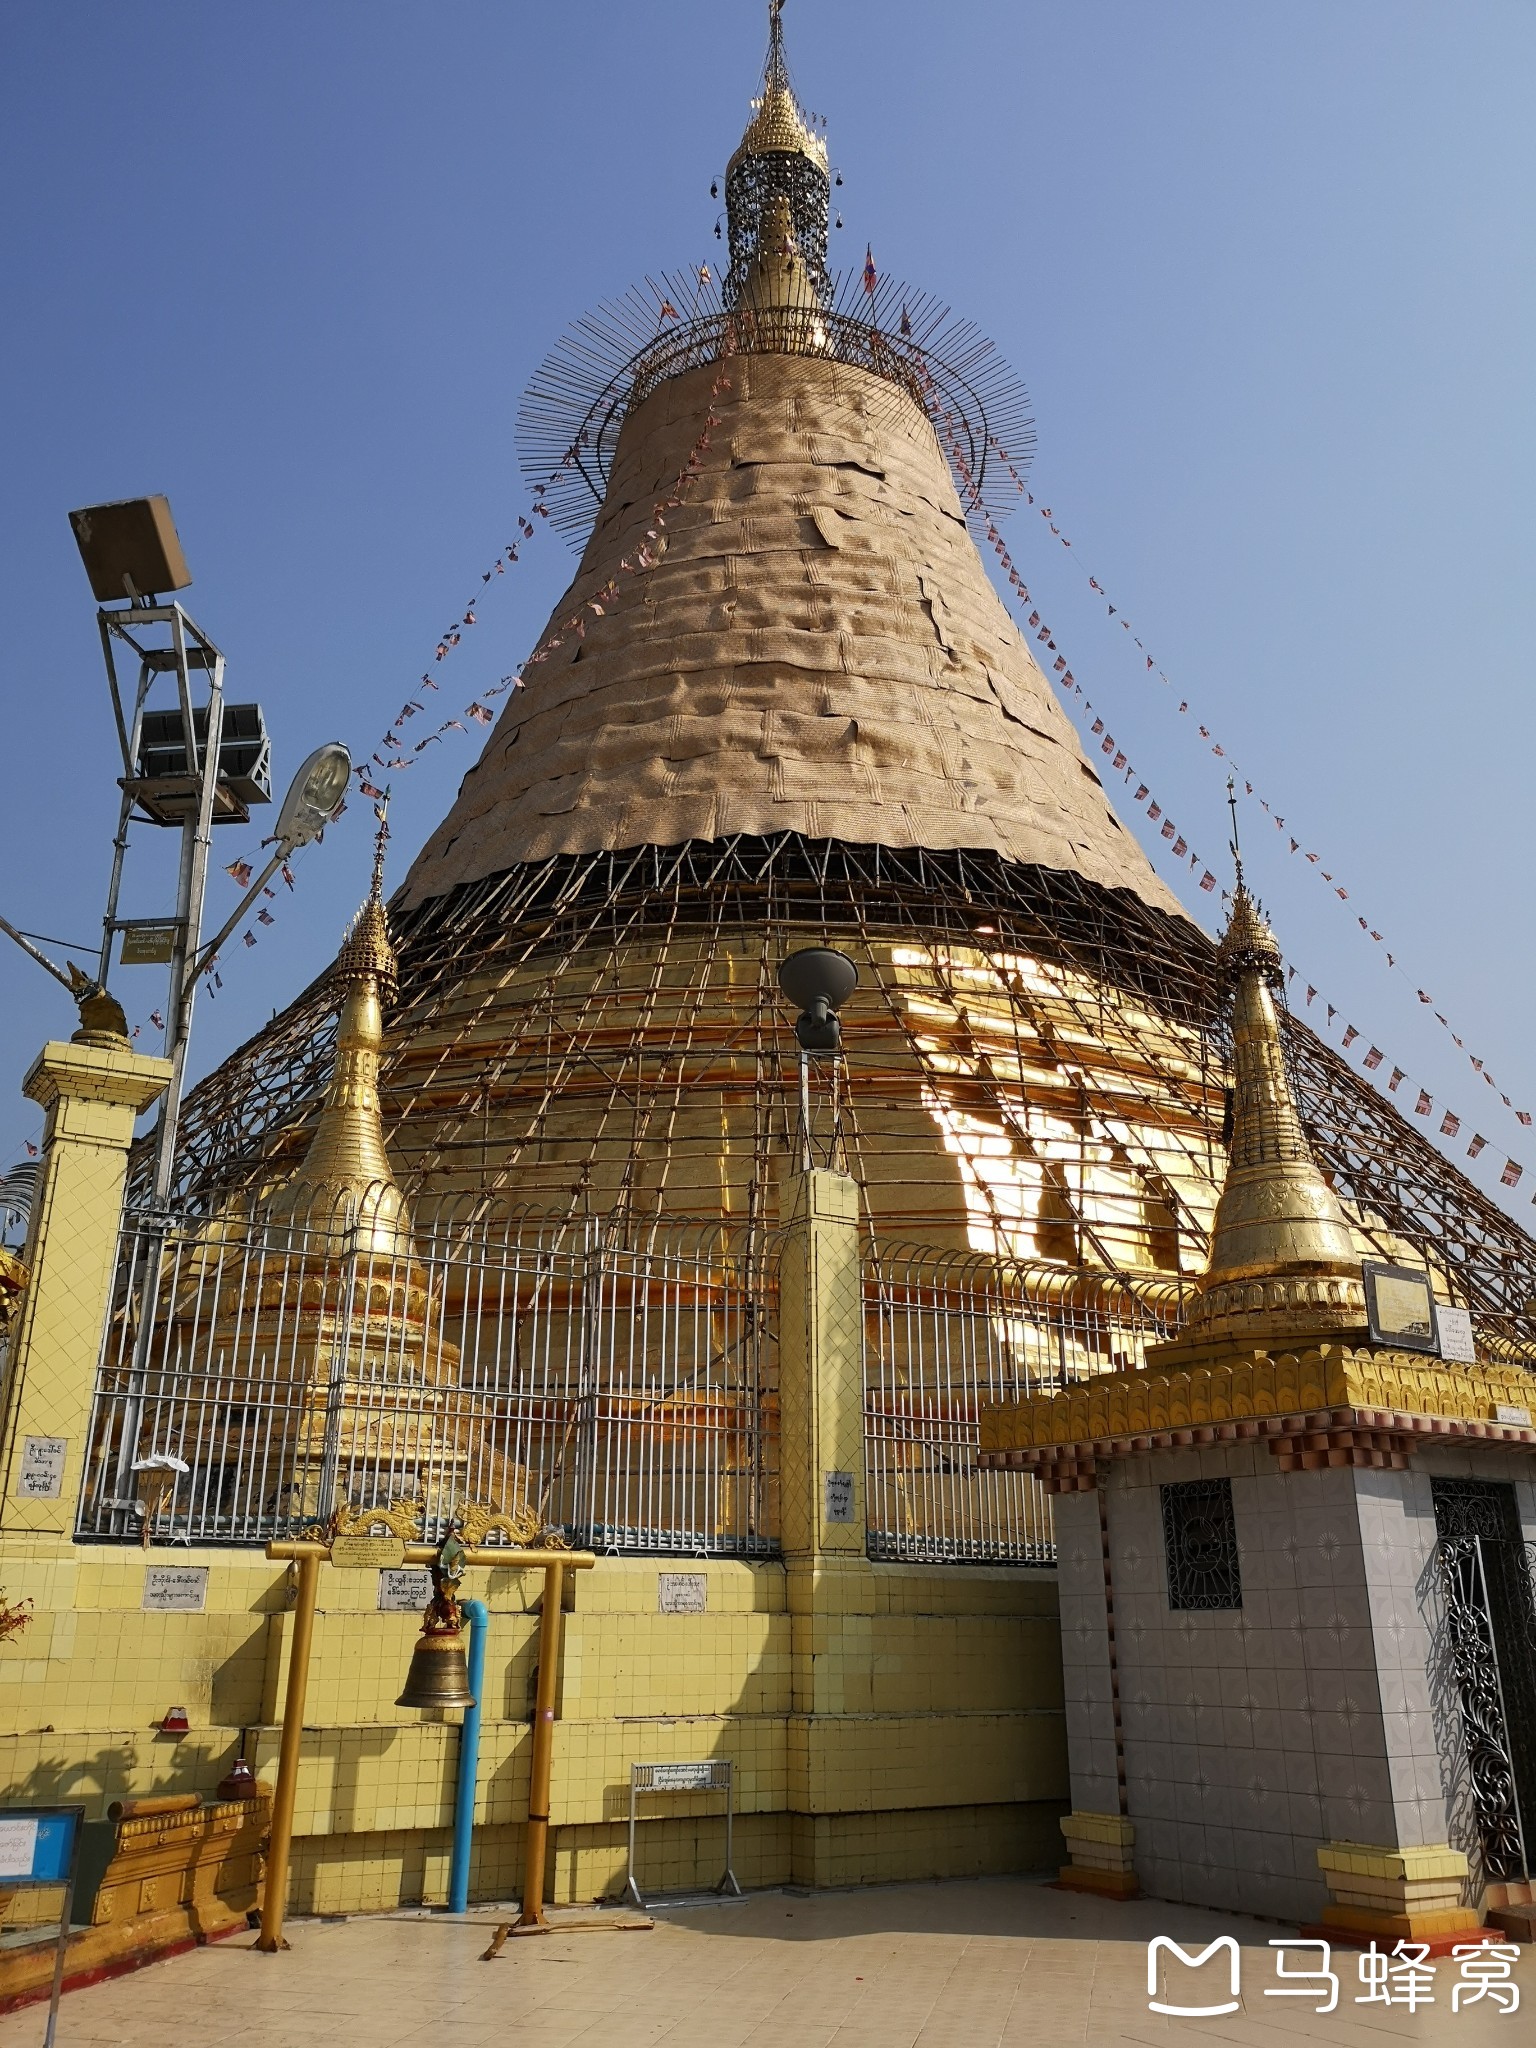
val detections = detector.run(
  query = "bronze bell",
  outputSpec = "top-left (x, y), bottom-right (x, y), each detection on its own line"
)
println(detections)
top-left (397, 1623), bottom-right (476, 1711)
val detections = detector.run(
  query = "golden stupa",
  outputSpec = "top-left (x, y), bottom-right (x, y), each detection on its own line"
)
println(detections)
top-left (1162, 861), bottom-right (1368, 1351)
top-left (149, 3), bottom-right (1535, 1367)
top-left (97, 817), bottom-right (538, 1535)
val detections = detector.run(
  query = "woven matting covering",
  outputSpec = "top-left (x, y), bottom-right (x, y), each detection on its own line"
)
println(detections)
top-left (403, 353), bottom-right (1183, 917)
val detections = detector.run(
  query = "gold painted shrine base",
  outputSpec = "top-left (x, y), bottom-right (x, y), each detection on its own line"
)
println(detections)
top-left (978, 1342), bottom-right (1536, 1490)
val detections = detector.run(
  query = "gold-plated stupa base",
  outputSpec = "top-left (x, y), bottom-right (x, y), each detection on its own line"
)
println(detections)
top-left (1159, 1267), bottom-right (1369, 1358)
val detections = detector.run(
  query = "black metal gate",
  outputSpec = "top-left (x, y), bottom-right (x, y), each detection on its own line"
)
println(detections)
top-left (1432, 1477), bottom-right (1536, 1882)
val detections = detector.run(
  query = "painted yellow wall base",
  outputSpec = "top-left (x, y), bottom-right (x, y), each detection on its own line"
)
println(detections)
top-left (0, 1539), bottom-right (1067, 1913)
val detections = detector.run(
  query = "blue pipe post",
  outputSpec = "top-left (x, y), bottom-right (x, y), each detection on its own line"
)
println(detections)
top-left (448, 1599), bottom-right (488, 1913)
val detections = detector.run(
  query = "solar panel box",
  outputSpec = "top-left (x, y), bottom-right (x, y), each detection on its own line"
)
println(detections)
top-left (68, 495), bottom-right (192, 602)
top-left (137, 703), bottom-right (272, 808)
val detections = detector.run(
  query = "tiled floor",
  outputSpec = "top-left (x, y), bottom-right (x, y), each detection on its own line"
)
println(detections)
top-left (3, 1880), bottom-right (1529, 2048)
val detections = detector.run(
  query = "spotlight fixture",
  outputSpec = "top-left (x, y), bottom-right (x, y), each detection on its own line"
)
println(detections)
top-left (777, 946), bottom-right (857, 1053)
top-left (68, 495), bottom-right (192, 603)
top-left (274, 742), bottom-right (353, 850)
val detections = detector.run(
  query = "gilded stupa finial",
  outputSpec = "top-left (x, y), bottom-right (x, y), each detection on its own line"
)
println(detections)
top-left (1215, 777), bottom-right (1282, 988)
top-left (724, 1), bottom-right (832, 310)
top-left (265, 797), bottom-right (408, 1250)
top-left (1160, 792), bottom-right (1366, 1351)
top-left (730, 2), bottom-right (828, 175)
top-left (334, 794), bottom-right (398, 1004)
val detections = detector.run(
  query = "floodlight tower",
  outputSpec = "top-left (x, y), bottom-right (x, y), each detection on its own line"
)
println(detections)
top-left (70, 495), bottom-right (254, 1206)
top-left (68, 497), bottom-right (349, 1208)
top-left (66, 499), bottom-right (352, 1536)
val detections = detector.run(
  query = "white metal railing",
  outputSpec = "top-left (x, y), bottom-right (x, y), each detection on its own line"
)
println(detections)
top-left (78, 1192), bottom-right (778, 1554)
top-left (79, 1190), bottom-right (1180, 1566)
top-left (862, 1246), bottom-right (1183, 1564)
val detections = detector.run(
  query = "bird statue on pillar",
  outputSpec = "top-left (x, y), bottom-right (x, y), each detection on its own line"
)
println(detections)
top-left (1157, 787), bottom-right (1367, 1356)
top-left (65, 962), bottom-right (129, 1048)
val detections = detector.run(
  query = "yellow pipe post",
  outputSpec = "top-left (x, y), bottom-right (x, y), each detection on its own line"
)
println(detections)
top-left (255, 1548), bottom-right (319, 1951)
top-left (255, 1540), bottom-right (593, 1946)
top-left (516, 1560), bottom-right (565, 1929)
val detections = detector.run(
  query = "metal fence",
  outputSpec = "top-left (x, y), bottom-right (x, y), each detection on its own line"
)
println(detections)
top-left (78, 1193), bottom-right (778, 1554)
top-left (862, 1246), bottom-right (1182, 1564)
top-left (78, 1189), bottom-right (1189, 1566)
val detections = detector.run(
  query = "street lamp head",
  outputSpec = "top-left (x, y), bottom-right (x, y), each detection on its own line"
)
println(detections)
top-left (68, 495), bottom-right (192, 603)
top-left (777, 946), bottom-right (858, 1053)
top-left (275, 743), bottom-right (352, 851)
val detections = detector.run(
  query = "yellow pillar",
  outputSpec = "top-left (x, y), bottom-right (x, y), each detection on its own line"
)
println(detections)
top-left (778, 1168), bottom-right (865, 1562)
top-left (777, 1166), bottom-right (876, 1884)
top-left (0, 1036), bottom-right (171, 1536)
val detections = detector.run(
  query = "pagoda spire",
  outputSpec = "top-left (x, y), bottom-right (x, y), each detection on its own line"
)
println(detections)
top-left (724, 1), bottom-right (831, 309)
top-left (265, 801), bottom-right (409, 1252)
top-left (1173, 788), bottom-right (1365, 1346)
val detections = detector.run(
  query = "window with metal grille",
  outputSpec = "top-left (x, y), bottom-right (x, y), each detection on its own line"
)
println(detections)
top-left (1160, 1477), bottom-right (1242, 1610)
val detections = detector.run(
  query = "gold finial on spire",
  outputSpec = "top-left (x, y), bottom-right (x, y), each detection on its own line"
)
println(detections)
top-left (334, 792), bottom-right (398, 1004)
top-left (1163, 793), bottom-right (1366, 1350)
top-left (723, 1), bottom-right (832, 314)
top-left (1215, 775), bottom-right (1283, 987)
top-left (729, 1), bottom-right (828, 176)
top-left (265, 796), bottom-right (408, 1249)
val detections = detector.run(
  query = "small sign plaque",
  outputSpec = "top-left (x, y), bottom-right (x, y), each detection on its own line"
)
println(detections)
top-left (658, 1572), bottom-right (707, 1615)
top-left (1436, 1305), bottom-right (1477, 1364)
top-left (331, 1534), bottom-right (406, 1569)
top-left (1495, 1404), bottom-right (1533, 1429)
top-left (823, 1470), bottom-right (855, 1524)
top-left (646, 1762), bottom-right (717, 1792)
top-left (0, 1819), bottom-right (39, 1879)
top-left (1363, 1262), bottom-right (1437, 1353)
top-left (142, 1566), bottom-right (208, 1612)
top-left (119, 923), bottom-right (178, 967)
top-left (377, 1568), bottom-right (432, 1612)
top-left (18, 1437), bottom-right (66, 1500)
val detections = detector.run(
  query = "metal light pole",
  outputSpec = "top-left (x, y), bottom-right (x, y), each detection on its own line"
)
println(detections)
top-left (65, 496), bottom-right (350, 1530)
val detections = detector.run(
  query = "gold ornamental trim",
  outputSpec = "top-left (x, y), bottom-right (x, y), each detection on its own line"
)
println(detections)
top-left (977, 1343), bottom-right (1536, 1457)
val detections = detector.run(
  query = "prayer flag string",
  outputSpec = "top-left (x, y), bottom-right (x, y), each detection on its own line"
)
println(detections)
top-left (912, 359), bottom-right (1533, 1207)
top-left (977, 430), bottom-right (1531, 1138)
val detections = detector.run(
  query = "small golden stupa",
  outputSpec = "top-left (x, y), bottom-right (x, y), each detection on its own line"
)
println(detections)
top-left (1160, 840), bottom-right (1367, 1354)
top-left (263, 813), bottom-right (408, 1257)
top-left (132, 814), bottom-right (532, 1531)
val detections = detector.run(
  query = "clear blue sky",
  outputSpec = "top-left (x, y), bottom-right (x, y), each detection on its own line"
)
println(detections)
top-left (1, 2), bottom-right (1532, 1212)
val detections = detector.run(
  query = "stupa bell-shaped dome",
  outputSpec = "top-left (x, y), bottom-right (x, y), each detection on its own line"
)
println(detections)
top-left (403, 346), bottom-right (1178, 912)
top-left (156, 8), bottom-right (1536, 1350)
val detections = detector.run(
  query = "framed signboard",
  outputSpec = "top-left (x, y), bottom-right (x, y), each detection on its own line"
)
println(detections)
top-left (1362, 1262), bottom-right (1438, 1354)
top-left (0, 1804), bottom-right (84, 2048)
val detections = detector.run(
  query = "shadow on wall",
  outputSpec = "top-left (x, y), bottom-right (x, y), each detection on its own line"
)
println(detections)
top-left (1418, 1530), bottom-right (1481, 1897)
top-left (8, 1735), bottom-right (241, 1817)
top-left (209, 1624), bottom-right (270, 1729)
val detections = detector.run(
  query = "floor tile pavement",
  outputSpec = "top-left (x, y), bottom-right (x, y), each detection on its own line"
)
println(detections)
top-left (1, 1879), bottom-right (1529, 2048)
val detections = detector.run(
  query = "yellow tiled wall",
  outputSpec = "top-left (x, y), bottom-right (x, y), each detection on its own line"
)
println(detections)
top-left (0, 1544), bottom-right (1066, 1910)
